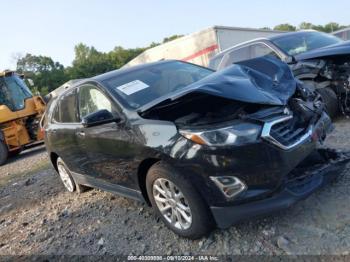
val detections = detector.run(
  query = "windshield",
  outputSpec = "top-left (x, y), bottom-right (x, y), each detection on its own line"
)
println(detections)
top-left (272, 32), bottom-right (342, 56)
top-left (0, 75), bottom-right (33, 111)
top-left (102, 61), bottom-right (213, 109)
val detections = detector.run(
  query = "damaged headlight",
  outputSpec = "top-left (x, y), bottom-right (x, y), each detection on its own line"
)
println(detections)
top-left (179, 122), bottom-right (262, 146)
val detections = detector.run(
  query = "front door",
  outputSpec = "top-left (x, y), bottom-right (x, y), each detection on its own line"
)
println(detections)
top-left (76, 84), bottom-right (139, 190)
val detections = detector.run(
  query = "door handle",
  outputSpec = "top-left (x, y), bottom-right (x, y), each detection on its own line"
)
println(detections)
top-left (77, 131), bottom-right (85, 137)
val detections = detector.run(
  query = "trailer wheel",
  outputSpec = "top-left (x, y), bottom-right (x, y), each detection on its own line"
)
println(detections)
top-left (0, 141), bottom-right (8, 166)
top-left (317, 87), bottom-right (339, 119)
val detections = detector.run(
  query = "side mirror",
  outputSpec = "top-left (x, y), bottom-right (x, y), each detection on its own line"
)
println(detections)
top-left (283, 56), bottom-right (295, 64)
top-left (82, 109), bottom-right (120, 128)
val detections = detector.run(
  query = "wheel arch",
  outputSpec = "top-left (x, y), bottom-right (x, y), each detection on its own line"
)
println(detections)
top-left (137, 158), bottom-right (161, 206)
top-left (50, 152), bottom-right (59, 172)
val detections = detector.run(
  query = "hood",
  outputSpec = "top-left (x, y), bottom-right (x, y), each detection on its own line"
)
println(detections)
top-left (138, 57), bottom-right (297, 113)
top-left (295, 40), bottom-right (350, 61)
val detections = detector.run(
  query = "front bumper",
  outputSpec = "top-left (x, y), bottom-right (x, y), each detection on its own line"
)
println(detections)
top-left (210, 149), bottom-right (350, 229)
top-left (171, 111), bottom-right (333, 206)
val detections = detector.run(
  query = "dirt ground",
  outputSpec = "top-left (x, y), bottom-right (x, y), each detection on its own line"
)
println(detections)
top-left (0, 119), bottom-right (350, 256)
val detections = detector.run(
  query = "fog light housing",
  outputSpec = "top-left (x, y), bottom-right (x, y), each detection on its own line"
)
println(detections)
top-left (210, 176), bottom-right (247, 199)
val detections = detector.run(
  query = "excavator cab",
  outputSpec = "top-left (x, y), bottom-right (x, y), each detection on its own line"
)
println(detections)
top-left (0, 71), bottom-right (46, 165)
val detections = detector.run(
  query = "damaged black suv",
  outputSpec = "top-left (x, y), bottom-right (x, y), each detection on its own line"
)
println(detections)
top-left (43, 58), bottom-right (347, 239)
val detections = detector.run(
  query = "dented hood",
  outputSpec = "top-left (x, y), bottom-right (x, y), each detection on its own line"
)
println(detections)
top-left (295, 40), bottom-right (350, 61)
top-left (138, 57), bottom-right (297, 113)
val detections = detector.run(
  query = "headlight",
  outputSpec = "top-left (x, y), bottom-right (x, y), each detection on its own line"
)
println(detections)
top-left (179, 122), bottom-right (261, 146)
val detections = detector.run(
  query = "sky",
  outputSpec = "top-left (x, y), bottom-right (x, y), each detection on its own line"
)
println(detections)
top-left (1, 0), bottom-right (349, 69)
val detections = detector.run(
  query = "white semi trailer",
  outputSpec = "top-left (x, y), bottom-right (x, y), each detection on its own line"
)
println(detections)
top-left (333, 27), bottom-right (350, 40)
top-left (124, 26), bottom-right (284, 68)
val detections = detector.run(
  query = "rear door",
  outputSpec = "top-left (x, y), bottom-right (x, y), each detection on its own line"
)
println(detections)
top-left (46, 88), bottom-right (85, 173)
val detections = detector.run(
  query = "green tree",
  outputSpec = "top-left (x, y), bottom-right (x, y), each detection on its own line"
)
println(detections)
top-left (322, 22), bottom-right (346, 33)
top-left (299, 22), bottom-right (314, 30)
top-left (68, 43), bottom-right (115, 79)
top-left (108, 46), bottom-right (145, 69)
top-left (162, 34), bottom-right (183, 43)
top-left (291, 21), bottom-right (349, 33)
top-left (16, 54), bottom-right (67, 94)
top-left (274, 23), bottom-right (297, 31)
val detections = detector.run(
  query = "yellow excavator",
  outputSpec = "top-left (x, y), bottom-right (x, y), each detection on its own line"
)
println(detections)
top-left (0, 70), bottom-right (46, 165)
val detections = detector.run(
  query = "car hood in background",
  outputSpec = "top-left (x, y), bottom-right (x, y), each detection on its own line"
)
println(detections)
top-left (294, 41), bottom-right (350, 61)
top-left (138, 57), bottom-right (296, 113)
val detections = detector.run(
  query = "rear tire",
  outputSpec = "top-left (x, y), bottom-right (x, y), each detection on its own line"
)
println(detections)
top-left (317, 87), bottom-right (339, 119)
top-left (56, 157), bottom-right (89, 193)
top-left (146, 162), bottom-right (214, 239)
top-left (0, 141), bottom-right (8, 166)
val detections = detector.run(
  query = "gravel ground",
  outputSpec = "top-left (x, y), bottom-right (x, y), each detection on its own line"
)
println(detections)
top-left (0, 145), bottom-right (48, 177)
top-left (0, 119), bottom-right (350, 256)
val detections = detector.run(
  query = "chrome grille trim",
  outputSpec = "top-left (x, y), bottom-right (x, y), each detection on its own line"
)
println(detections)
top-left (261, 115), bottom-right (313, 150)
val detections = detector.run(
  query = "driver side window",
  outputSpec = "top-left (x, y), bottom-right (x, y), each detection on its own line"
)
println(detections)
top-left (222, 46), bottom-right (251, 67)
top-left (79, 85), bottom-right (112, 119)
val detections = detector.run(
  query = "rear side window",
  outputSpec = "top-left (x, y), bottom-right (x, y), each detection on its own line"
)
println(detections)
top-left (52, 89), bottom-right (78, 123)
top-left (52, 102), bottom-right (60, 123)
top-left (60, 89), bottom-right (78, 123)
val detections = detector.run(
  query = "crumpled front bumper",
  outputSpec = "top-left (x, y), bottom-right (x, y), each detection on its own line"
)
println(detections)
top-left (210, 149), bottom-right (350, 229)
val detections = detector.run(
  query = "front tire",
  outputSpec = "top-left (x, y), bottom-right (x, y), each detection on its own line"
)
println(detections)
top-left (0, 141), bottom-right (8, 166)
top-left (146, 162), bottom-right (214, 239)
top-left (317, 87), bottom-right (339, 118)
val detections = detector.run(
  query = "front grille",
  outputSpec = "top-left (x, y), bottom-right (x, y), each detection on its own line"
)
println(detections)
top-left (270, 117), bottom-right (309, 147)
top-left (261, 115), bottom-right (312, 150)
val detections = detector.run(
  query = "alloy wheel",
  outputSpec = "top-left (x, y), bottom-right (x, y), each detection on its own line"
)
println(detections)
top-left (58, 163), bottom-right (74, 192)
top-left (153, 178), bottom-right (192, 230)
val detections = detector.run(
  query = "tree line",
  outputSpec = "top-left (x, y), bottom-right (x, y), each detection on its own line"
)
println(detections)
top-left (267, 22), bottom-right (348, 32)
top-left (15, 22), bottom-right (349, 95)
top-left (16, 35), bottom-right (183, 95)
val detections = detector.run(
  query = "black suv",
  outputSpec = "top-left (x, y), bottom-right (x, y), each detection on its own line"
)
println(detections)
top-left (43, 59), bottom-right (345, 239)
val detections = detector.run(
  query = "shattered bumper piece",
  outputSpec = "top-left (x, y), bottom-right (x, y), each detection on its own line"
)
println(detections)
top-left (210, 148), bottom-right (350, 229)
